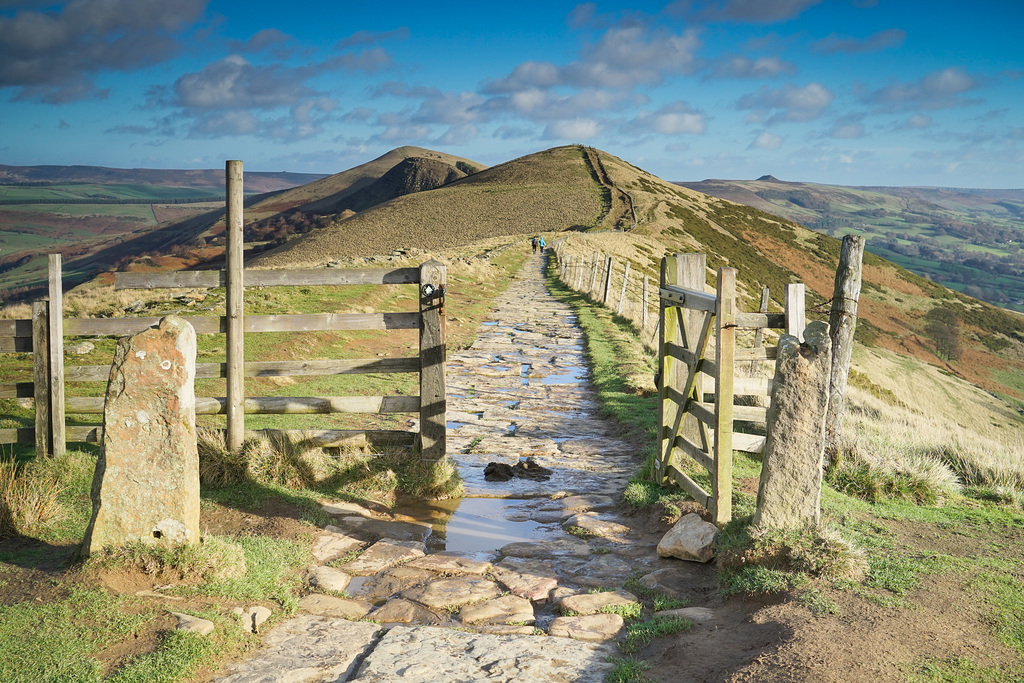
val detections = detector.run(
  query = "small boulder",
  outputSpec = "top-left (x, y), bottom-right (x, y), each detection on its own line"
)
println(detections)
top-left (657, 513), bottom-right (719, 563)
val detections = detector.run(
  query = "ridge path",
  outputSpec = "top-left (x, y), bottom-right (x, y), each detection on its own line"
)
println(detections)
top-left (214, 254), bottom-right (719, 683)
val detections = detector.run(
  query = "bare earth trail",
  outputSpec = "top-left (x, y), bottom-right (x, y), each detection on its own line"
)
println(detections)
top-left (212, 255), bottom-right (734, 682)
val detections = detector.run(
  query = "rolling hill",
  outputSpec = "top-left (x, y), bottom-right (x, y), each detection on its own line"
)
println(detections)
top-left (678, 176), bottom-right (1024, 312)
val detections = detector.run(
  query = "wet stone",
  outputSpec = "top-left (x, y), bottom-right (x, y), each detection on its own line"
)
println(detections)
top-left (401, 577), bottom-right (502, 610)
top-left (334, 516), bottom-right (432, 543)
top-left (492, 559), bottom-right (559, 602)
top-left (563, 512), bottom-right (632, 540)
top-left (307, 565), bottom-right (351, 593)
top-left (348, 567), bottom-right (433, 601)
top-left (343, 538), bottom-right (426, 575)
top-left (311, 527), bottom-right (363, 563)
top-left (571, 554), bottom-right (637, 587)
top-left (405, 554), bottom-right (492, 576)
top-left (547, 613), bottom-right (624, 642)
top-left (371, 598), bottom-right (445, 626)
top-left (459, 594), bottom-right (535, 625)
top-left (500, 537), bottom-right (593, 558)
top-left (559, 590), bottom-right (638, 616)
top-left (297, 594), bottom-right (374, 620)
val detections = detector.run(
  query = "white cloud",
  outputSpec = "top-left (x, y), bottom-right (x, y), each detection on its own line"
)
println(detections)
top-left (675, 0), bottom-right (823, 23)
top-left (706, 55), bottom-right (796, 79)
top-left (543, 118), bottom-right (603, 140)
top-left (749, 131), bottom-right (782, 150)
top-left (626, 101), bottom-right (707, 135)
top-left (738, 82), bottom-right (834, 123)
top-left (811, 28), bottom-right (906, 54)
top-left (863, 67), bottom-right (984, 111)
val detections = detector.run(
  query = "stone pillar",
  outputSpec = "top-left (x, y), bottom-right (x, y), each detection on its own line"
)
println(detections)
top-left (81, 315), bottom-right (199, 557)
top-left (753, 321), bottom-right (832, 530)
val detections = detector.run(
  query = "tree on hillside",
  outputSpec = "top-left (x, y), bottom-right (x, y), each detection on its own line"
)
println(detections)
top-left (925, 306), bottom-right (962, 361)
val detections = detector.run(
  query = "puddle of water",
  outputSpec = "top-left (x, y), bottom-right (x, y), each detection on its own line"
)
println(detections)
top-left (540, 370), bottom-right (587, 385)
top-left (489, 365), bottom-right (512, 372)
top-left (434, 498), bottom-right (551, 555)
top-left (390, 497), bottom-right (560, 556)
top-left (447, 421), bottom-right (470, 429)
top-left (504, 400), bottom-right (521, 410)
top-left (506, 422), bottom-right (517, 436)
top-left (482, 321), bottom-right (500, 326)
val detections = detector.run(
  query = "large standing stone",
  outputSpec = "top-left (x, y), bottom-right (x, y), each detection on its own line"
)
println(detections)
top-left (81, 315), bottom-right (198, 557)
top-left (753, 321), bottom-right (832, 529)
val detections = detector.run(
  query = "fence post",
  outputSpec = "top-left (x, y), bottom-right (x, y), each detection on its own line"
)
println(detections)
top-left (225, 160), bottom-right (245, 452)
top-left (825, 235), bottom-right (865, 462)
top-left (750, 286), bottom-right (770, 373)
top-left (713, 267), bottom-right (736, 526)
top-left (419, 260), bottom-right (447, 461)
top-left (588, 252), bottom-right (600, 295)
top-left (47, 254), bottom-right (65, 457)
top-left (642, 274), bottom-right (649, 332)
top-left (617, 261), bottom-right (631, 315)
top-left (602, 256), bottom-right (614, 305)
top-left (785, 283), bottom-right (806, 341)
top-left (32, 301), bottom-right (51, 457)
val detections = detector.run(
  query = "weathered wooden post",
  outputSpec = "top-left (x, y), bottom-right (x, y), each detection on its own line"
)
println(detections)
top-left (588, 252), bottom-right (600, 295)
top-left (750, 286), bottom-right (770, 374)
top-left (419, 260), bottom-right (447, 461)
top-left (642, 274), bottom-right (650, 332)
top-left (47, 254), bottom-right (65, 457)
top-left (785, 283), bottom-right (805, 341)
top-left (713, 267), bottom-right (736, 525)
top-left (225, 160), bottom-right (245, 452)
top-left (825, 235), bottom-right (865, 462)
top-left (602, 256), bottom-right (614, 305)
top-left (617, 261), bottom-right (631, 316)
top-left (32, 301), bottom-right (51, 457)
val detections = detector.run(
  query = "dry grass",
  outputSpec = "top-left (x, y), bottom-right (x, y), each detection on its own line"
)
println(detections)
top-left (0, 458), bottom-right (65, 537)
top-left (830, 386), bottom-right (1024, 503)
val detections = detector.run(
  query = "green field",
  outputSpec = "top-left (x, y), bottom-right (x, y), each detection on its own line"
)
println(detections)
top-left (0, 183), bottom-right (223, 203)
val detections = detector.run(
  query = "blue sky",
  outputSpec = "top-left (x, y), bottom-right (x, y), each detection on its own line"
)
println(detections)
top-left (1, 0), bottom-right (1021, 187)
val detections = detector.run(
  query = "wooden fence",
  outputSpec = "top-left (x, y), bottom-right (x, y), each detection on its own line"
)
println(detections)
top-left (658, 253), bottom-right (805, 525)
top-left (0, 160), bottom-right (447, 461)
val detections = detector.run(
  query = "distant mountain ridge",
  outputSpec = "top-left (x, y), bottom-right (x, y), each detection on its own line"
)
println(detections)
top-left (677, 176), bottom-right (1024, 311)
top-left (0, 164), bottom-right (327, 194)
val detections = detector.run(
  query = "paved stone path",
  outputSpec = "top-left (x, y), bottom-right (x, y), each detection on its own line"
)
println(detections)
top-left (214, 255), bottom-right (704, 683)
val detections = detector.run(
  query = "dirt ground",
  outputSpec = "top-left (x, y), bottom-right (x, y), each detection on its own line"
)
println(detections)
top-left (3, 494), bottom-right (1024, 681)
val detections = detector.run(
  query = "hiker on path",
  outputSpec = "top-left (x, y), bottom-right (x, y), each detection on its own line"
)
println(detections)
top-left (538, 236), bottom-right (546, 252)
top-left (531, 237), bottom-right (539, 253)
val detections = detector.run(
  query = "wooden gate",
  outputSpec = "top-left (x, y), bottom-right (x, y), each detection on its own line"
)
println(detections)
top-left (658, 253), bottom-right (804, 525)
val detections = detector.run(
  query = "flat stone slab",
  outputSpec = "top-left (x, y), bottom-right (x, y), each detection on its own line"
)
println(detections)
top-left (173, 612), bottom-right (214, 635)
top-left (371, 598), bottom-right (445, 626)
top-left (216, 616), bottom-right (380, 682)
top-left (401, 577), bottom-right (502, 610)
top-left (353, 625), bottom-right (614, 682)
top-left (460, 594), bottom-right (535, 625)
top-left (492, 558), bottom-right (559, 601)
top-left (348, 567), bottom-right (433, 601)
top-left (559, 590), bottom-right (638, 616)
top-left (547, 613), bottom-right (624, 642)
top-left (297, 594), bottom-right (374, 620)
top-left (308, 565), bottom-right (352, 593)
top-left (335, 516), bottom-right (432, 543)
top-left (499, 538), bottom-right (592, 558)
top-left (312, 527), bottom-right (363, 563)
top-left (563, 513), bottom-right (632, 539)
top-left (343, 538), bottom-right (426, 575)
top-left (404, 554), bottom-right (492, 576)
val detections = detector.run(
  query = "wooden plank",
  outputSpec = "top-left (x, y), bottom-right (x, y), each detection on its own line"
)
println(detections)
top-left (0, 319), bottom-right (33, 336)
top-left (665, 465), bottom-right (712, 509)
top-left (66, 425), bottom-right (101, 443)
top-left (602, 256), bottom-right (613, 305)
top-left (689, 401), bottom-right (715, 427)
top-left (735, 312), bottom-right (786, 329)
top-left (664, 341), bottom-right (693, 365)
top-left (0, 337), bottom-right (32, 353)
top-left (750, 286), bottom-right (770, 374)
top-left (114, 267), bottom-right (420, 290)
top-left (0, 427), bottom-right (35, 444)
top-left (733, 432), bottom-right (766, 454)
top-left (245, 428), bottom-right (417, 448)
top-left (673, 434), bottom-right (714, 472)
top-left (713, 266), bottom-right (736, 526)
top-left (0, 382), bottom-right (34, 399)
top-left (48, 254), bottom-right (65, 457)
top-left (32, 301), bottom-right (50, 457)
top-left (785, 283), bottom-right (806, 340)
top-left (734, 377), bottom-right (771, 395)
top-left (65, 357), bottom-right (421, 382)
top-left (418, 260), bottom-right (447, 461)
top-left (225, 159), bottom-right (245, 452)
top-left (659, 286), bottom-right (718, 312)
top-left (733, 405), bottom-right (768, 422)
top-left (66, 395), bottom-right (422, 415)
top-left (63, 312), bottom-right (420, 337)
top-left (734, 346), bottom-right (778, 361)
